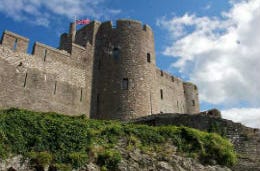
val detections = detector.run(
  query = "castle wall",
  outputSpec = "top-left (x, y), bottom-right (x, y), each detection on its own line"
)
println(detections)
top-left (156, 69), bottom-right (187, 113)
top-left (91, 20), bottom-right (159, 120)
top-left (0, 19), bottom-right (200, 119)
top-left (0, 31), bottom-right (88, 116)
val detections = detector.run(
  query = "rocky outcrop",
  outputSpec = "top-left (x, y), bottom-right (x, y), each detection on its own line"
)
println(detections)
top-left (131, 111), bottom-right (260, 171)
top-left (0, 151), bottom-right (231, 171)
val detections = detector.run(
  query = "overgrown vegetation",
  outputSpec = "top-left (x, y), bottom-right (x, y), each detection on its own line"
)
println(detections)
top-left (0, 108), bottom-right (237, 170)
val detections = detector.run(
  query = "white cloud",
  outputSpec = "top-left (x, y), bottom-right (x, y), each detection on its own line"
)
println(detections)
top-left (157, 0), bottom-right (260, 106)
top-left (0, 0), bottom-right (120, 27)
top-left (222, 108), bottom-right (260, 129)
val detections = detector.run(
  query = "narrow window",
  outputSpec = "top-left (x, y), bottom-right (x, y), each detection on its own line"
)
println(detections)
top-left (13, 39), bottom-right (18, 51)
top-left (160, 89), bottom-right (163, 100)
top-left (194, 85), bottom-right (197, 90)
top-left (160, 70), bottom-right (164, 77)
top-left (113, 47), bottom-right (120, 60)
top-left (177, 101), bottom-right (179, 108)
top-left (192, 100), bottom-right (195, 106)
top-left (122, 78), bottom-right (129, 90)
top-left (43, 49), bottom-right (47, 62)
top-left (23, 72), bottom-right (28, 87)
top-left (54, 81), bottom-right (57, 95)
top-left (147, 53), bottom-right (151, 63)
top-left (80, 88), bottom-right (83, 102)
top-left (128, 21), bottom-right (131, 28)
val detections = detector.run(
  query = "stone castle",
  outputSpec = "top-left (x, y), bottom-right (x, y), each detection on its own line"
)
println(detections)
top-left (0, 19), bottom-right (199, 120)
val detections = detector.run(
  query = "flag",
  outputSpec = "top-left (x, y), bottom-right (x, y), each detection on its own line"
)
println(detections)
top-left (76, 19), bottom-right (91, 25)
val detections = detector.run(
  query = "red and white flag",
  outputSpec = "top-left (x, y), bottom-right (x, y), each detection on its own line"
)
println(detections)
top-left (76, 19), bottom-right (91, 25)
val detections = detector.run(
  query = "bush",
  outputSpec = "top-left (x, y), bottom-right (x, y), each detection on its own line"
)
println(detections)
top-left (27, 151), bottom-right (52, 168)
top-left (68, 152), bottom-right (88, 168)
top-left (0, 108), bottom-right (237, 168)
top-left (97, 149), bottom-right (122, 170)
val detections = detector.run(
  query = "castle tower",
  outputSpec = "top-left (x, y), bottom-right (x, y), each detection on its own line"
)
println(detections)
top-left (183, 82), bottom-right (200, 114)
top-left (91, 19), bottom-right (159, 120)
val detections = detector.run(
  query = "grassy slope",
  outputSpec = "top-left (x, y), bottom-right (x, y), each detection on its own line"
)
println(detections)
top-left (0, 108), bottom-right (237, 170)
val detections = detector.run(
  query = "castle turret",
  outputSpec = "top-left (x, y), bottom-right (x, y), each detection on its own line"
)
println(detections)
top-left (91, 19), bottom-right (159, 120)
top-left (69, 22), bottom-right (76, 43)
top-left (183, 82), bottom-right (200, 114)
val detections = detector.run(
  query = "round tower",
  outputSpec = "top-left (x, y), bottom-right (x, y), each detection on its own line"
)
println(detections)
top-left (91, 19), bottom-right (159, 120)
top-left (183, 82), bottom-right (200, 114)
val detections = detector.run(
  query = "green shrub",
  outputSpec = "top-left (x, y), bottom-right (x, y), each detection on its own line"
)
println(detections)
top-left (97, 149), bottom-right (122, 170)
top-left (27, 151), bottom-right (52, 168)
top-left (52, 163), bottom-right (72, 171)
top-left (68, 152), bottom-right (88, 168)
top-left (0, 108), bottom-right (237, 168)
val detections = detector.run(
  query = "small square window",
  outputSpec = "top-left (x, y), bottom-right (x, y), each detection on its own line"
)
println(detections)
top-left (122, 78), bottom-right (128, 90)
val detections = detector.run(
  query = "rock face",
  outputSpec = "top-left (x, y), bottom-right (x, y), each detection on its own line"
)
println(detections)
top-left (0, 151), bottom-right (231, 171)
top-left (131, 111), bottom-right (260, 171)
top-left (0, 156), bottom-right (31, 171)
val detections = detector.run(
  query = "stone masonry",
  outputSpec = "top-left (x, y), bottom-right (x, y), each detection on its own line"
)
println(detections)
top-left (0, 19), bottom-right (200, 120)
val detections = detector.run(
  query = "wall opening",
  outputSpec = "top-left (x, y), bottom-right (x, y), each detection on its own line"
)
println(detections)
top-left (147, 53), bottom-right (151, 63)
top-left (13, 39), bottom-right (18, 51)
top-left (194, 85), bottom-right (197, 90)
top-left (192, 100), bottom-right (195, 106)
top-left (160, 70), bottom-right (164, 77)
top-left (171, 76), bottom-right (174, 82)
top-left (160, 89), bottom-right (163, 100)
top-left (23, 72), bottom-right (28, 87)
top-left (54, 81), bottom-right (57, 95)
top-left (112, 47), bottom-right (120, 60)
top-left (122, 78), bottom-right (129, 90)
top-left (43, 49), bottom-right (47, 62)
top-left (80, 88), bottom-right (83, 102)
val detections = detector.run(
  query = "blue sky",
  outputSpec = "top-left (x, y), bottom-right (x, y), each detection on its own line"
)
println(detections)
top-left (0, 0), bottom-right (260, 128)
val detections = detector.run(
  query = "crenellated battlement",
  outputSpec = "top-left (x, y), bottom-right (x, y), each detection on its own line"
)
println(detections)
top-left (156, 68), bottom-right (183, 84)
top-left (1, 30), bottom-right (29, 53)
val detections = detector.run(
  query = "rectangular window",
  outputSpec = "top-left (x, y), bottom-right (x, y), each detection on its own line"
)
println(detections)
top-left (171, 76), bottom-right (174, 82)
top-left (192, 100), bottom-right (195, 106)
top-left (160, 89), bottom-right (163, 100)
top-left (122, 78), bottom-right (129, 90)
top-left (43, 49), bottom-right (47, 62)
top-left (147, 53), bottom-right (151, 63)
top-left (80, 88), bottom-right (83, 102)
top-left (23, 72), bottom-right (28, 87)
top-left (54, 81), bottom-right (57, 95)
top-left (160, 70), bottom-right (164, 77)
top-left (13, 39), bottom-right (18, 51)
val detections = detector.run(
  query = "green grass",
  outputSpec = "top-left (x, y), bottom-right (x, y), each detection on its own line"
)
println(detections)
top-left (0, 108), bottom-right (237, 169)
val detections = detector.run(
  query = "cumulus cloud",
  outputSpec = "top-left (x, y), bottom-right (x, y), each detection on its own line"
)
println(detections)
top-left (157, 0), bottom-right (260, 106)
top-left (222, 108), bottom-right (260, 129)
top-left (0, 0), bottom-right (120, 27)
